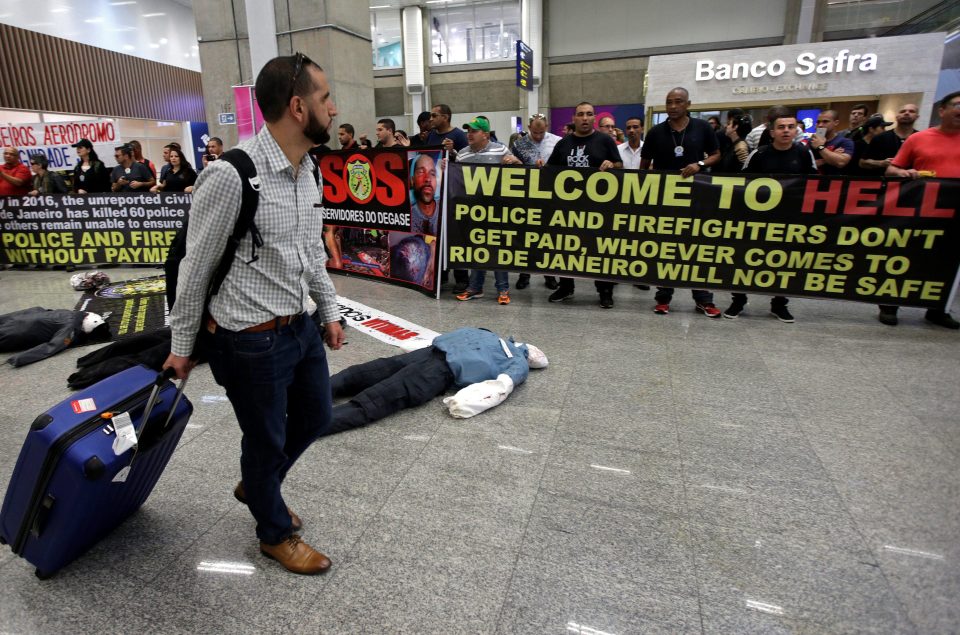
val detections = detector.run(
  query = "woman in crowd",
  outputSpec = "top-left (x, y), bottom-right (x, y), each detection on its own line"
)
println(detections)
top-left (152, 148), bottom-right (196, 192)
top-left (28, 154), bottom-right (68, 194)
top-left (718, 113), bottom-right (752, 172)
top-left (72, 139), bottom-right (111, 193)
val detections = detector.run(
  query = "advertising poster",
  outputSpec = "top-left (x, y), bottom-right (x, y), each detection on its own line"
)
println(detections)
top-left (316, 146), bottom-right (444, 296)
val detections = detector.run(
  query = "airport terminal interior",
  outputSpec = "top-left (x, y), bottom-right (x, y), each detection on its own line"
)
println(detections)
top-left (2, 0), bottom-right (960, 633)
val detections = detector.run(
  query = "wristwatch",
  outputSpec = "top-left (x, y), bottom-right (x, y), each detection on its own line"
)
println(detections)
top-left (816, 145), bottom-right (826, 152)
top-left (697, 160), bottom-right (705, 168)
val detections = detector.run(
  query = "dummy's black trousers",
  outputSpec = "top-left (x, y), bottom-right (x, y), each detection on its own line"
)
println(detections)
top-left (329, 346), bottom-right (454, 432)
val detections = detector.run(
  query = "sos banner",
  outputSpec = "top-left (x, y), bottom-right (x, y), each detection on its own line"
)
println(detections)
top-left (0, 192), bottom-right (187, 266)
top-left (316, 146), bottom-right (444, 297)
top-left (0, 120), bottom-right (119, 170)
top-left (444, 164), bottom-right (960, 310)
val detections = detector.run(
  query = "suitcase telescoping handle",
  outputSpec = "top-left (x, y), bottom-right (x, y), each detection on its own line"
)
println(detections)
top-left (136, 368), bottom-right (189, 448)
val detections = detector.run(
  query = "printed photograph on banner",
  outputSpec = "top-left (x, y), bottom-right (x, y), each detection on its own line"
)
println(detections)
top-left (388, 232), bottom-right (437, 290)
top-left (316, 146), bottom-right (441, 297)
top-left (407, 150), bottom-right (442, 236)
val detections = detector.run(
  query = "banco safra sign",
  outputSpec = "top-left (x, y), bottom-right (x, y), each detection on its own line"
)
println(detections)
top-left (696, 49), bottom-right (878, 81)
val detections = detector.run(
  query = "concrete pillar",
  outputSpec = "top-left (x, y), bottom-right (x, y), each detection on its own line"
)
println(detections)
top-left (245, 1), bottom-right (278, 81)
top-left (195, 0), bottom-right (375, 147)
top-left (522, 0), bottom-right (543, 122)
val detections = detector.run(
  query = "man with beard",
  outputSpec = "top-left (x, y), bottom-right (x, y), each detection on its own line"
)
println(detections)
top-left (164, 52), bottom-right (346, 576)
top-left (862, 103), bottom-right (918, 174)
top-left (409, 152), bottom-right (439, 235)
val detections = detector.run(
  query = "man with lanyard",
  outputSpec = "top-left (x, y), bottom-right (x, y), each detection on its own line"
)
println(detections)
top-left (808, 110), bottom-right (852, 175)
top-left (880, 91), bottom-right (960, 329)
top-left (164, 53), bottom-right (346, 575)
top-left (640, 87), bottom-right (722, 317)
top-left (546, 101), bottom-right (622, 308)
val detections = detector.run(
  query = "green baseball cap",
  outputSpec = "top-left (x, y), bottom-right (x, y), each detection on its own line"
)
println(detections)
top-left (462, 117), bottom-right (490, 132)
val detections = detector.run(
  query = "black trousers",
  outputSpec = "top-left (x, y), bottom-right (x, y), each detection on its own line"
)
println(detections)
top-left (329, 346), bottom-right (454, 432)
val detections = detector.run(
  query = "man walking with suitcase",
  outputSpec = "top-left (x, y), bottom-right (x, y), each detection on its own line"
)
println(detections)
top-left (164, 53), bottom-right (345, 575)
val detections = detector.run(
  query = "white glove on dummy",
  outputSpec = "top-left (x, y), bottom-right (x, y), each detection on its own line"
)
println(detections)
top-left (443, 373), bottom-right (515, 418)
top-left (81, 312), bottom-right (106, 333)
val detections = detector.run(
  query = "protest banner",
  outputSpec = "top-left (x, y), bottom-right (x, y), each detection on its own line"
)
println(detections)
top-left (0, 120), bottom-right (118, 169)
top-left (0, 192), bottom-right (188, 266)
top-left (316, 146), bottom-right (443, 297)
top-left (444, 164), bottom-right (960, 309)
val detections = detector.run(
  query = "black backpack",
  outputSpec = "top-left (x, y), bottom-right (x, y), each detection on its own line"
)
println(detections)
top-left (164, 149), bottom-right (320, 312)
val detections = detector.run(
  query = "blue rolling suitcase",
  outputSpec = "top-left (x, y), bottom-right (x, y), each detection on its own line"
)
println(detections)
top-left (0, 365), bottom-right (192, 578)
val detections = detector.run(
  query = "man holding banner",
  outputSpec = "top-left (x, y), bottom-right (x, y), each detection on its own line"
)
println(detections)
top-left (546, 101), bottom-right (622, 308)
top-left (0, 147), bottom-right (31, 197)
top-left (640, 87), bottom-right (722, 317)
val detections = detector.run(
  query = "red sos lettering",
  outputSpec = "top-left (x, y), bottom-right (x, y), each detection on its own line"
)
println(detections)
top-left (321, 152), bottom-right (405, 206)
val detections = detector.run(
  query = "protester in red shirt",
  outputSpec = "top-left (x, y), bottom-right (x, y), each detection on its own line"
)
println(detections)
top-left (887, 91), bottom-right (960, 179)
top-left (0, 146), bottom-right (32, 196)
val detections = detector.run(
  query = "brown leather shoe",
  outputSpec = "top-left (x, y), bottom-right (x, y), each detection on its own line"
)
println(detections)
top-left (233, 482), bottom-right (303, 532)
top-left (260, 534), bottom-right (331, 575)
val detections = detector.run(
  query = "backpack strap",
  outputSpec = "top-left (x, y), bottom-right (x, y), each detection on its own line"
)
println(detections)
top-left (207, 148), bottom-right (261, 298)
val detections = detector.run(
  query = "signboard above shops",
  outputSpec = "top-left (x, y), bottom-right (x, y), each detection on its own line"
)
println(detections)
top-left (646, 33), bottom-right (945, 118)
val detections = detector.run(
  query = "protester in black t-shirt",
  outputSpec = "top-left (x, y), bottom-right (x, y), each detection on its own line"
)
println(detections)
top-left (862, 103), bottom-right (918, 177)
top-left (154, 148), bottom-right (196, 192)
top-left (640, 87), bottom-right (722, 318)
top-left (725, 113), bottom-right (816, 323)
top-left (851, 114), bottom-right (893, 176)
top-left (544, 102), bottom-right (622, 308)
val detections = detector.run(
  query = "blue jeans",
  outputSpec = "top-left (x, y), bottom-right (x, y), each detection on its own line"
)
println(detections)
top-left (203, 315), bottom-right (332, 544)
top-left (468, 269), bottom-right (509, 293)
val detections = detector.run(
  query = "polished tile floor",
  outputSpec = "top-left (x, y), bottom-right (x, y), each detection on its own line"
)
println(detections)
top-left (0, 268), bottom-right (958, 634)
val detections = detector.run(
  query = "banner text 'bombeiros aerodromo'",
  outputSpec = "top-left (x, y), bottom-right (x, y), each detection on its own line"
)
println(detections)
top-left (444, 164), bottom-right (960, 309)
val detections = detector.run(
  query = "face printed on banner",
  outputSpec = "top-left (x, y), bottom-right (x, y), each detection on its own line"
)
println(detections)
top-left (412, 154), bottom-right (437, 204)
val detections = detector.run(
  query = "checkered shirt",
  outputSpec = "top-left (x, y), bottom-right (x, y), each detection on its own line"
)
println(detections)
top-left (169, 126), bottom-right (339, 357)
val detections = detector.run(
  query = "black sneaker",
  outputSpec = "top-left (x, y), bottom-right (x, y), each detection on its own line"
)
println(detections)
top-left (548, 288), bottom-right (574, 303)
top-left (878, 309), bottom-right (898, 326)
top-left (452, 281), bottom-right (469, 294)
top-left (516, 274), bottom-right (530, 290)
top-left (770, 305), bottom-right (795, 323)
top-left (925, 310), bottom-right (960, 330)
top-left (599, 291), bottom-right (614, 309)
top-left (544, 276), bottom-right (559, 290)
top-left (723, 302), bottom-right (746, 319)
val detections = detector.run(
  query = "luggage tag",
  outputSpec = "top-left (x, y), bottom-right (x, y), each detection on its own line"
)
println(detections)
top-left (111, 411), bottom-right (138, 457)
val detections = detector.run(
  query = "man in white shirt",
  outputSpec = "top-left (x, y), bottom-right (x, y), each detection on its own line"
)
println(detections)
top-left (617, 116), bottom-right (644, 169)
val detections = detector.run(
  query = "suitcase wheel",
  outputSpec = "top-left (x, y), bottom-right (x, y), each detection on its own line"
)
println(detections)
top-left (35, 568), bottom-right (53, 580)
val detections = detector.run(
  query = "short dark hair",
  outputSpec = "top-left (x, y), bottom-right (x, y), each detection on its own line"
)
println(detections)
top-left (668, 87), bottom-right (690, 100)
top-left (255, 53), bottom-right (324, 123)
top-left (128, 140), bottom-right (141, 151)
top-left (726, 108), bottom-right (745, 120)
top-left (732, 114), bottom-right (754, 140)
top-left (115, 144), bottom-right (133, 157)
top-left (339, 123), bottom-right (355, 136)
top-left (377, 118), bottom-right (395, 132)
top-left (939, 90), bottom-right (960, 107)
top-left (163, 142), bottom-right (182, 151)
top-left (29, 153), bottom-right (48, 168)
top-left (766, 105), bottom-right (791, 124)
top-left (851, 103), bottom-right (869, 115)
top-left (208, 137), bottom-right (223, 147)
top-left (433, 104), bottom-right (452, 118)
top-left (575, 101), bottom-right (593, 110)
top-left (416, 111), bottom-right (431, 124)
top-left (625, 116), bottom-right (643, 126)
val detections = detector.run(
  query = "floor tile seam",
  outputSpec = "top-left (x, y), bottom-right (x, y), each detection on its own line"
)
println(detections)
top-left (491, 402), bottom-right (568, 629)
top-left (763, 359), bottom-right (923, 635)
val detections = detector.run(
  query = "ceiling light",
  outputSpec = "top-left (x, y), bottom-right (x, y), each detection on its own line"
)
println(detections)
top-left (142, 12), bottom-right (165, 18)
top-left (369, 4), bottom-right (391, 8)
top-left (84, 17), bottom-right (105, 23)
top-left (159, 37), bottom-right (168, 44)
top-left (110, 1), bottom-right (137, 4)
top-left (109, 26), bottom-right (135, 32)
top-left (50, 7), bottom-right (70, 13)
top-left (122, 45), bottom-right (135, 50)
top-left (149, 43), bottom-right (160, 48)
top-left (426, 0), bottom-right (447, 3)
